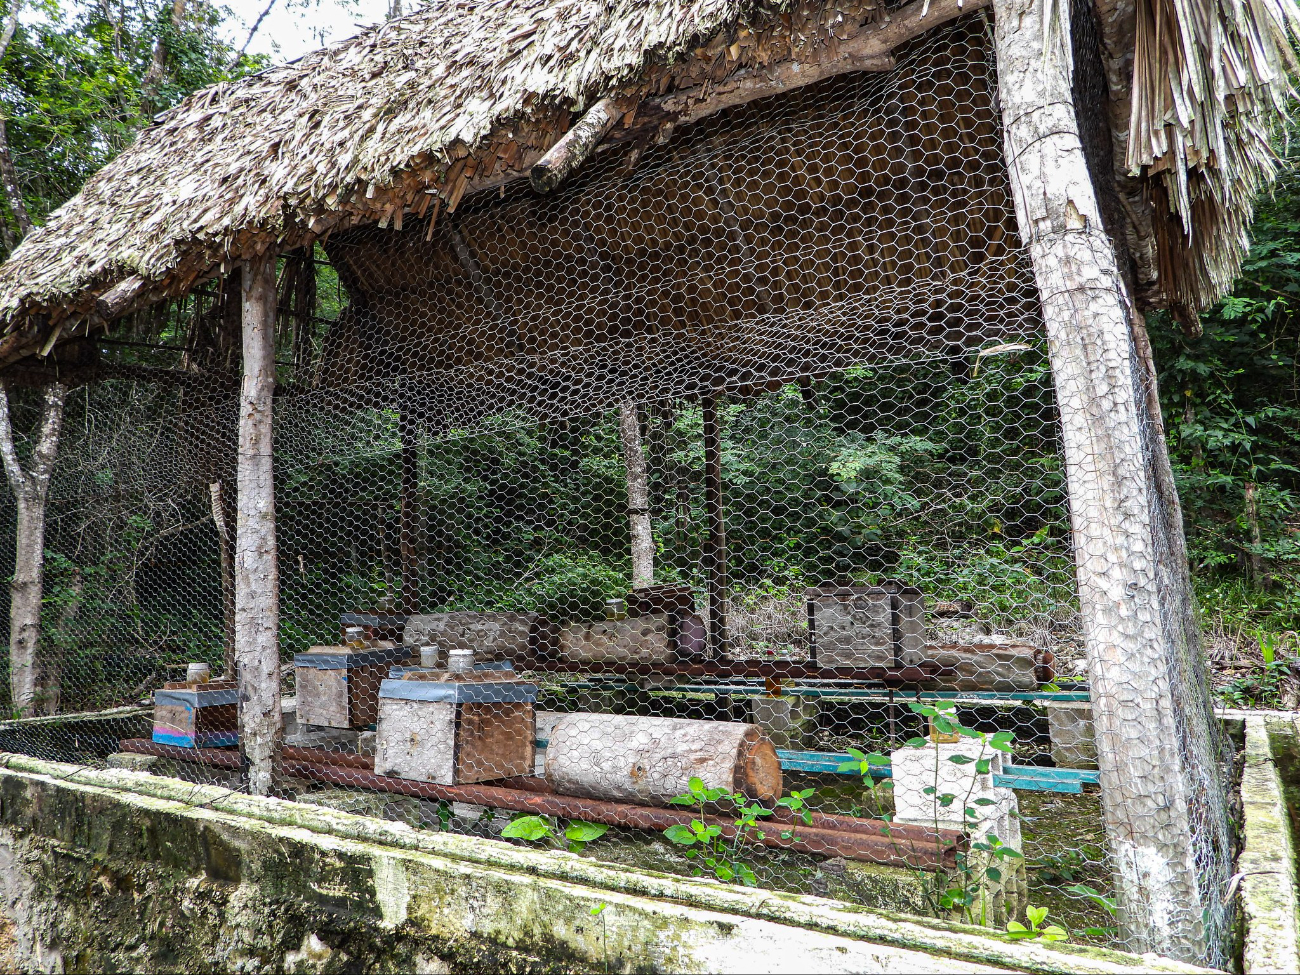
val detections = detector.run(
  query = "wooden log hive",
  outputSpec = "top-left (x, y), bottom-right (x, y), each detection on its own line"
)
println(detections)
top-left (544, 714), bottom-right (781, 805)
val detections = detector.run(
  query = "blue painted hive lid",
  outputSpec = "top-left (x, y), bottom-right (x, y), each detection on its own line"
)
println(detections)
top-left (295, 644), bottom-right (409, 669)
top-left (379, 673), bottom-right (537, 705)
top-left (154, 685), bottom-right (240, 707)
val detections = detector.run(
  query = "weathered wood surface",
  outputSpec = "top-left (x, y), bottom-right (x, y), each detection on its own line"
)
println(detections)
top-left (619, 401), bottom-right (655, 590)
top-left (545, 713), bottom-right (781, 805)
top-left (529, 95), bottom-right (625, 194)
top-left (992, 0), bottom-right (1216, 960)
top-left (808, 585), bottom-right (925, 669)
top-left (403, 611), bottom-right (549, 662)
top-left (558, 614), bottom-right (672, 665)
top-left (295, 644), bottom-right (408, 729)
top-left (235, 254), bottom-right (282, 796)
top-left (376, 683), bottom-right (536, 785)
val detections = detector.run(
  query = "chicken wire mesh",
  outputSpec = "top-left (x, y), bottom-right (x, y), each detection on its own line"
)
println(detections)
top-left (0, 22), bottom-right (1232, 965)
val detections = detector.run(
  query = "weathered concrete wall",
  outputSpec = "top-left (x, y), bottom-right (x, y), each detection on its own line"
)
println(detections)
top-left (1240, 716), bottom-right (1300, 974)
top-left (0, 754), bottom-right (1216, 974)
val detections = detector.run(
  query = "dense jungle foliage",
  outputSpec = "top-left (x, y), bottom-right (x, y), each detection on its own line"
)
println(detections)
top-left (0, 0), bottom-right (1295, 711)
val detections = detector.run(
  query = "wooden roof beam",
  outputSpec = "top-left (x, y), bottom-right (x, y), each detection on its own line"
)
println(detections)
top-left (530, 0), bottom-right (989, 194)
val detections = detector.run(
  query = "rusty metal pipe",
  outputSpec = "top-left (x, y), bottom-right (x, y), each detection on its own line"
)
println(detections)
top-left (117, 739), bottom-right (959, 869)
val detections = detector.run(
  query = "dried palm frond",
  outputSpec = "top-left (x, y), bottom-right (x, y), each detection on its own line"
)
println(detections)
top-left (1128, 0), bottom-right (1300, 306)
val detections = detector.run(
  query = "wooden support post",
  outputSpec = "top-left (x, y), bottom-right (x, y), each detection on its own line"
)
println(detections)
top-left (398, 407), bottom-right (421, 615)
top-left (702, 394), bottom-right (729, 658)
top-left (236, 253), bottom-right (282, 797)
top-left (992, 0), bottom-right (1224, 962)
top-left (619, 401), bottom-right (655, 590)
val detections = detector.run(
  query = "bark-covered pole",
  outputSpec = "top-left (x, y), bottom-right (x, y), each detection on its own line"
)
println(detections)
top-left (993, 0), bottom-right (1217, 960)
top-left (619, 401), bottom-right (654, 589)
top-left (0, 381), bottom-right (67, 716)
top-left (702, 394), bottom-right (729, 658)
top-left (236, 254), bottom-right (282, 796)
top-left (398, 405), bottom-right (421, 614)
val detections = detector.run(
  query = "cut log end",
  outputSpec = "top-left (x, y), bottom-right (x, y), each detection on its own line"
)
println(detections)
top-left (737, 727), bottom-right (783, 804)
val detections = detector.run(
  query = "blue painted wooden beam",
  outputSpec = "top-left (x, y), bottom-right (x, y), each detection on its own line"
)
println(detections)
top-left (531, 741), bottom-right (1099, 793)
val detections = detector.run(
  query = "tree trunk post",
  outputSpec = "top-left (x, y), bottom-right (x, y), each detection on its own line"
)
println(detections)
top-left (236, 254), bottom-right (282, 796)
top-left (702, 394), bottom-right (729, 658)
top-left (993, 0), bottom-right (1224, 962)
top-left (0, 381), bottom-right (67, 717)
top-left (619, 401), bottom-right (655, 590)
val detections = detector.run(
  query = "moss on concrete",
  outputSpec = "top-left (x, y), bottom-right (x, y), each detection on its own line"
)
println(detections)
top-left (0, 754), bottom-right (1221, 974)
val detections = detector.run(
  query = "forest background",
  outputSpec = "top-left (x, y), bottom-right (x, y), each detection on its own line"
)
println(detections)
top-left (0, 0), bottom-right (1294, 711)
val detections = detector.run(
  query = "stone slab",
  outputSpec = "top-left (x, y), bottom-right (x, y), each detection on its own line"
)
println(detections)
top-left (1240, 716), bottom-right (1300, 975)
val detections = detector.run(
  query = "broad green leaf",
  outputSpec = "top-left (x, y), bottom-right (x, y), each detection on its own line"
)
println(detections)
top-left (663, 825), bottom-right (697, 845)
top-left (565, 821), bottom-right (609, 844)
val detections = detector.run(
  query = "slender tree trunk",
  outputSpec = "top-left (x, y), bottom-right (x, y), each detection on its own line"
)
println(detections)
top-left (0, 2), bottom-right (32, 243)
top-left (1244, 480), bottom-right (1266, 587)
top-left (702, 395), bottom-right (728, 657)
top-left (0, 382), bottom-right (67, 718)
top-left (398, 408), bottom-right (421, 614)
top-left (141, 0), bottom-right (186, 114)
top-left (619, 401), bottom-right (654, 589)
top-left (9, 498), bottom-right (43, 714)
top-left (993, 0), bottom-right (1221, 961)
top-left (236, 255), bottom-right (282, 796)
top-left (209, 479), bottom-right (236, 676)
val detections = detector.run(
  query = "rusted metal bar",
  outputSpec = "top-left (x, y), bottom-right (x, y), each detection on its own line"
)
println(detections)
top-left (525, 659), bottom-right (943, 684)
top-left (118, 739), bottom-right (960, 869)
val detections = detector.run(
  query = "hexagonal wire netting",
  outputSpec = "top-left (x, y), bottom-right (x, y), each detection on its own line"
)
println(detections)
top-left (0, 22), bottom-right (1231, 965)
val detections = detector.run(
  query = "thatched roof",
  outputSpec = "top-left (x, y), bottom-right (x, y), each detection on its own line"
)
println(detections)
top-left (0, 0), bottom-right (1296, 343)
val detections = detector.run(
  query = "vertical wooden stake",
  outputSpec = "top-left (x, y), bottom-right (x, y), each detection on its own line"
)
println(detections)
top-left (209, 479), bottom-right (236, 677)
top-left (399, 407), bottom-right (421, 615)
top-left (620, 401), bottom-right (655, 590)
top-left (702, 394), bottom-right (729, 658)
top-left (236, 253), bottom-right (282, 796)
top-left (993, 0), bottom-right (1223, 961)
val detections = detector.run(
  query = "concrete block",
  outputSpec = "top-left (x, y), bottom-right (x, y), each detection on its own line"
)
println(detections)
top-left (891, 738), bottom-right (1010, 832)
top-left (751, 695), bottom-right (819, 749)
top-left (891, 738), bottom-right (1024, 926)
top-left (286, 724), bottom-right (360, 751)
top-left (1046, 700), bottom-right (1096, 769)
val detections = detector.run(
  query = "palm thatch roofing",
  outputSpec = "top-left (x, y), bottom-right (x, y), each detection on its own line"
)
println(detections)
top-left (0, 0), bottom-right (1296, 352)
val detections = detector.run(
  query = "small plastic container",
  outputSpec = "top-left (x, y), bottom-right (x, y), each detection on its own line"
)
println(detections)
top-left (185, 662), bottom-right (211, 685)
top-left (419, 645), bottom-right (442, 669)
